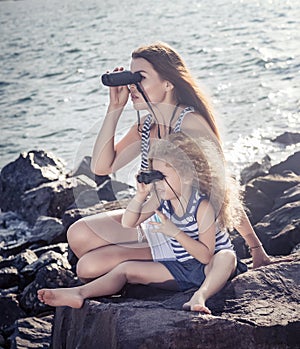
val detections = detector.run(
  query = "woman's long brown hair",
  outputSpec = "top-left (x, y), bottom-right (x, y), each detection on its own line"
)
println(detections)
top-left (132, 42), bottom-right (221, 141)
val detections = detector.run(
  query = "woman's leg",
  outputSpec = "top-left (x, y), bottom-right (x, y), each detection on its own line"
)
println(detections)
top-left (37, 260), bottom-right (178, 308)
top-left (67, 209), bottom-right (152, 279)
top-left (183, 249), bottom-right (236, 314)
top-left (76, 243), bottom-right (152, 280)
top-left (67, 209), bottom-right (139, 258)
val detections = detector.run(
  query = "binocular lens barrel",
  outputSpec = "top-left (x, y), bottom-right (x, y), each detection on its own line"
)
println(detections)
top-left (101, 70), bottom-right (142, 87)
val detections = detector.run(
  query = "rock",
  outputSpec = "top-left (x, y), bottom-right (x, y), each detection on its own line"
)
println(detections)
top-left (0, 250), bottom-right (38, 271)
top-left (254, 202), bottom-right (300, 255)
top-left (68, 155), bottom-right (110, 186)
top-left (29, 216), bottom-right (65, 245)
top-left (243, 173), bottom-right (300, 224)
top-left (0, 150), bottom-right (66, 212)
top-left (247, 173), bottom-right (299, 200)
top-left (0, 267), bottom-right (19, 289)
top-left (269, 151), bottom-right (300, 175)
top-left (273, 183), bottom-right (300, 210)
top-left (9, 315), bottom-right (53, 349)
top-left (18, 263), bottom-right (76, 315)
top-left (51, 255), bottom-right (300, 349)
top-left (21, 250), bottom-right (71, 281)
top-left (240, 155), bottom-right (271, 184)
top-left (0, 294), bottom-right (26, 331)
top-left (97, 179), bottom-right (135, 202)
top-left (272, 131), bottom-right (300, 145)
top-left (62, 199), bottom-right (130, 231)
top-left (243, 184), bottom-right (274, 224)
top-left (20, 175), bottom-right (96, 224)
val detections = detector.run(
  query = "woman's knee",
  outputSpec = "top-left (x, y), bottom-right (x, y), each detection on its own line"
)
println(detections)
top-left (67, 220), bottom-right (84, 251)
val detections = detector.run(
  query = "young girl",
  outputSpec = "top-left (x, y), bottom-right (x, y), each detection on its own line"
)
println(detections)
top-left (67, 42), bottom-right (271, 290)
top-left (38, 133), bottom-right (245, 314)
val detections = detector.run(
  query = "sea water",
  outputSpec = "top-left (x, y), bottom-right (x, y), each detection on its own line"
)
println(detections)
top-left (1, 0), bottom-right (299, 183)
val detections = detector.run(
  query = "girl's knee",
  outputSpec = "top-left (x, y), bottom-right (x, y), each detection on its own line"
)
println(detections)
top-left (214, 249), bottom-right (237, 267)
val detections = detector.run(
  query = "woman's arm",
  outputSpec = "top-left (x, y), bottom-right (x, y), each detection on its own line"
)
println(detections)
top-left (181, 112), bottom-right (271, 268)
top-left (91, 84), bottom-right (141, 175)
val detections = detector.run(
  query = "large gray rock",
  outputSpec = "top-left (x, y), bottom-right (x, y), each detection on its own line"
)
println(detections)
top-left (51, 255), bottom-right (300, 349)
top-left (20, 175), bottom-right (96, 224)
top-left (0, 150), bottom-right (66, 212)
top-left (9, 315), bottom-right (53, 349)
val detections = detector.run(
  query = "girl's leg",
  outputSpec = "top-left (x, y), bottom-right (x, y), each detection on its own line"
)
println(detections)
top-left (183, 250), bottom-right (236, 314)
top-left (37, 261), bottom-right (178, 308)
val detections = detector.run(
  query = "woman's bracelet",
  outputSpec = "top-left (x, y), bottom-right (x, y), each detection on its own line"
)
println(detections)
top-left (249, 243), bottom-right (263, 251)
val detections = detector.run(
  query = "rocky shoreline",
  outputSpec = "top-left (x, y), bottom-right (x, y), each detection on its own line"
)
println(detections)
top-left (0, 132), bottom-right (299, 348)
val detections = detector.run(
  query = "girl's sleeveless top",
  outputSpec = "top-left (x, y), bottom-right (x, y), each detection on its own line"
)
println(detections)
top-left (140, 106), bottom-right (194, 170)
top-left (158, 187), bottom-right (233, 263)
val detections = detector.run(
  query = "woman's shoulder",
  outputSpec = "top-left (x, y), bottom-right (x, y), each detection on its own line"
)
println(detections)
top-left (179, 108), bottom-right (217, 140)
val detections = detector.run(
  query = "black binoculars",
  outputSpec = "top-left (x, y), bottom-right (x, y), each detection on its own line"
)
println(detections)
top-left (101, 70), bottom-right (142, 87)
top-left (137, 170), bottom-right (165, 184)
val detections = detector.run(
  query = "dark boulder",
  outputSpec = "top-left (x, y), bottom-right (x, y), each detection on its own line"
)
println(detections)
top-left (269, 151), bottom-right (300, 175)
top-left (51, 255), bottom-right (300, 349)
top-left (0, 294), bottom-right (26, 331)
top-left (272, 131), bottom-right (300, 145)
top-left (67, 155), bottom-right (110, 186)
top-left (0, 150), bottom-right (66, 212)
top-left (240, 155), bottom-right (271, 184)
top-left (20, 175), bottom-right (96, 224)
top-left (9, 315), bottom-right (53, 349)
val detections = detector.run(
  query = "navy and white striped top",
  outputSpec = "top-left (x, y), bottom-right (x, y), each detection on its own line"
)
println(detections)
top-left (140, 106), bottom-right (195, 170)
top-left (158, 188), bottom-right (233, 262)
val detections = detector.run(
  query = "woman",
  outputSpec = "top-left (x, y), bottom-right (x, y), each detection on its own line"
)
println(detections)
top-left (68, 42), bottom-right (271, 287)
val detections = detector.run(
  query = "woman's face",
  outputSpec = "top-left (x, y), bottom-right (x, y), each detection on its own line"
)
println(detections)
top-left (130, 58), bottom-right (168, 109)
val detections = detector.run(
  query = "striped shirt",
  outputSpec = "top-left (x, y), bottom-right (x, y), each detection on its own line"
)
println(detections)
top-left (158, 188), bottom-right (233, 263)
top-left (140, 106), bottom-right (195, 170)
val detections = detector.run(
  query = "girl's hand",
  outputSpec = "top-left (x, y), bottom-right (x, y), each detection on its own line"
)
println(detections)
top-left (134, 174), bottom-right (153, 202)
top-left (149, 210), bottom-right (180, 238)
top-left (108, 67), bottom-right (129, 108)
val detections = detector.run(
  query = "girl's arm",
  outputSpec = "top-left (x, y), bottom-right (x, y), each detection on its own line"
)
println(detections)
top-left (154, 200), bottom-right (216, 265)
top-left (91, 85), bottom-right (142, 175)
top-left (121, 181), bottom-right (159, 228)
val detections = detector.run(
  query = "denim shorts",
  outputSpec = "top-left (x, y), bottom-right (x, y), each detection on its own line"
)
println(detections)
top-left (159, 259), bottom-right (206, 291)
top-left (160, 256), bottom-right (248, 292)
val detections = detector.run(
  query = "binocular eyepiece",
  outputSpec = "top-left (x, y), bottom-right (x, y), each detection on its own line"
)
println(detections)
top-left (137, 170), bottom-right (165, 185)
top-left (101, 70), bottom-right (142, 87)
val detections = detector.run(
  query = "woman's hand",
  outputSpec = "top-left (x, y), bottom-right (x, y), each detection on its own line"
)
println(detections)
top-left (149, 210), bottom-right (180, 238)
top-left (108, 67), bottom-right (130, 108)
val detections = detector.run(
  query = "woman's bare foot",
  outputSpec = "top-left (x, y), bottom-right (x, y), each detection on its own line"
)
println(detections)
top-left (37, 287), bottom-right (84, 308)
top-left (182, 290), bottom-right (211, 314)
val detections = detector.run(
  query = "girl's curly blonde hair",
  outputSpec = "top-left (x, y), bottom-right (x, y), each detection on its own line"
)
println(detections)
top-left (148, 132), bottom-right (243, 231)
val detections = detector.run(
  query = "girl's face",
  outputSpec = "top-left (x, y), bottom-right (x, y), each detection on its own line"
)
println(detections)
top-left (152, 159), bottom-right (185, 201)
top-left (130, 58), bottom-right (168, 109)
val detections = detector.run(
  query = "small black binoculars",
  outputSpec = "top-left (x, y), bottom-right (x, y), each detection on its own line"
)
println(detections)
top-left (137, 170), bottom-right (165, 184)
top-left (101, 70), bottom-right (142, 87)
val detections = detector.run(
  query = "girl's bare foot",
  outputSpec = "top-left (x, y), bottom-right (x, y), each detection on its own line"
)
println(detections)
top-left (37, 287), bottom-right (84, 308)
top-left (182, 290), bottom-right (211, 314)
